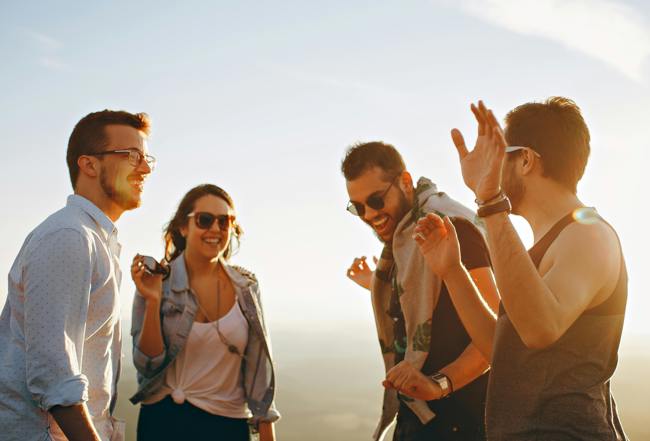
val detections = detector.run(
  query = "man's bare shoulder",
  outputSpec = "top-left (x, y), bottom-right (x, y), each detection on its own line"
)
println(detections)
top-left (558, 215), bottom-right (619, 253)
top-left (543, 214), bottom-right (620, 279)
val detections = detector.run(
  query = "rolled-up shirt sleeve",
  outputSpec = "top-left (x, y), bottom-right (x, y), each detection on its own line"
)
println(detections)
top-left (22, 228), bottom-right (92, 410)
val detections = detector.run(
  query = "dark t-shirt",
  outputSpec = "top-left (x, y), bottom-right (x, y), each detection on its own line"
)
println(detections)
top-left (396, 217), bottom-right (491, 438)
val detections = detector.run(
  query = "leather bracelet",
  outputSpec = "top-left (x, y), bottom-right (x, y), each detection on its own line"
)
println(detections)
top-left (477, 196), bottom-right (511, 218)
top-left (475, 190), bottom-right (504, 206)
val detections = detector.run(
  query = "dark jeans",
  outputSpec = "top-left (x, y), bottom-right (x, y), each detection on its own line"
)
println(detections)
top-left (137, 396), bottom-right (250, 441)
top-left (394, 401), bottom-right (486, 441)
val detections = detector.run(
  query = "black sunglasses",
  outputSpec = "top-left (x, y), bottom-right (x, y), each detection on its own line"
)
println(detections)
top-left (141, 255), bottom-right (170, 279)
top-left (347, 176), bottom-right (398, 217)
top-left (187, 212), bottom-right (235, 230)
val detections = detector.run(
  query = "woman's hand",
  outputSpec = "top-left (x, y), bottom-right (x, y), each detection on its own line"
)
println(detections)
top-left (346, 256), bottom-right (377, 290)
top-left (131, 254), bottom-right (163, 304)
top-left (414, 214), bottom-right (462, 279)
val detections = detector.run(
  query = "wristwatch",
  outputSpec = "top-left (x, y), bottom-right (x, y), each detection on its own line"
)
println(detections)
top-left (430, 372), bottom-right (453, 398)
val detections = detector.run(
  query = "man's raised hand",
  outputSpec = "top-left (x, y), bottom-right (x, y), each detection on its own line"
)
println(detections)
top-left (414, 214), bottom-right (462, 278)
top-left (346, 256), bottom-right (377, 290)
top-left (451, 100), bottom-right (508, 201)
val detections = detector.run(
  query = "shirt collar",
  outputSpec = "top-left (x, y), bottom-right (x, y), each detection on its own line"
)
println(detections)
top-left (67, 194), bottom-right (118, 238)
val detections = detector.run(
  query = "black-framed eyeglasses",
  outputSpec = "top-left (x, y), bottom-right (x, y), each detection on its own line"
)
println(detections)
top-left (88, 148), bottom-right (156, 171)
top-left (187, 212), bottom-right (235, 230)
top-left (346, 176), bottom-right (398, 217)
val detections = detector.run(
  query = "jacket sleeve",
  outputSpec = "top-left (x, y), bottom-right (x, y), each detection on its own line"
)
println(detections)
top-left (130, 289), bottom-right (167, 377)
top-left (248, 281), bottom-right (281, 427)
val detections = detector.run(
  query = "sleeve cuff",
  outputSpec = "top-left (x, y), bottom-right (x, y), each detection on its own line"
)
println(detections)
top-left (132, 345), bottom-right (166, 378)
top-left (249, 406), bottom-right (281, 428)
top-left (37, 375), bottom-right (89, 411)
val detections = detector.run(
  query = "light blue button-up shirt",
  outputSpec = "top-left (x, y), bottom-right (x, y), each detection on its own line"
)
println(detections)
top-left (0, 195), bottom-right (123, 441)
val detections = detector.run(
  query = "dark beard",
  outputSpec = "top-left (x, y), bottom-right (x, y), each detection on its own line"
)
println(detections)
top-left (99, 165), bottom-right (139, 210)
top-left (372, 189), bottom-right (412, 244)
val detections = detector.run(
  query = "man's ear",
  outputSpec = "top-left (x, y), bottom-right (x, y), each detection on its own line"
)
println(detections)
top-left (399, 170), bottom-right (414, 197)
top-left (521, 150), bottom-right (537, 176)
top-left (77, 156), bottom-right (100, 179)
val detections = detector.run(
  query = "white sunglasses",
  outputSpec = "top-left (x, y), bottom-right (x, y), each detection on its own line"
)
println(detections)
top-left (505, 146), bottom-right (541, 158)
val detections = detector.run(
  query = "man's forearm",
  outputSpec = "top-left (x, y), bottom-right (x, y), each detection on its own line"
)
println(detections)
top-left (444, 265), bottom-right (497, 359)
top-left (439, 343), bottom-right (489, 393)
top-left (50, 404), bottom-right (100, 441)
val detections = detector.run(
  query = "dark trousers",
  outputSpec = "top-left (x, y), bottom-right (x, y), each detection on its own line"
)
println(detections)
top-left (137, 396), bottom-right (250, 441)
top-left (394, 401), bottom-right (486, 441)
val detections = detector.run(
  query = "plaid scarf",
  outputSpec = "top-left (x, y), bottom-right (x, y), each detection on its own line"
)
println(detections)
top-left (371, 177), bottom-right (482, 440)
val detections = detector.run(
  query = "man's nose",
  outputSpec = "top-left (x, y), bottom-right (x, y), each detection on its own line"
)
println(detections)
top-left (362, 205), bottom-right (380, 222)
top-left (137, 158), bottom-right (152, 174)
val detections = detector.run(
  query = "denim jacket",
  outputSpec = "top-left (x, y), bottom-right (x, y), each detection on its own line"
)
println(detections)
top-left (129, 253), bottom-right (280, 427)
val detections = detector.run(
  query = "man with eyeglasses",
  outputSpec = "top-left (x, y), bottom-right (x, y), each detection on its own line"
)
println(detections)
top-left (0, 110), bottom-right (154, 440)
top-left (392, 98), bottom-right (629, 440)
top-left (342, 142), bottom-right (499, 441)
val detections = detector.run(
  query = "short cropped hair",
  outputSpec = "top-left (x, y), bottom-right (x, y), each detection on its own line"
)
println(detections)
top-left (504, 97), bottom-right (590, 193)
top-left (341, 141), bottom-right (406, 181)
top-left (66, 110), bottom-right (151, 188)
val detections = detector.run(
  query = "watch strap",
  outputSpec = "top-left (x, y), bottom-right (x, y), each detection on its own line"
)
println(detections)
top-left (477, 196), bottom-right (512, 218)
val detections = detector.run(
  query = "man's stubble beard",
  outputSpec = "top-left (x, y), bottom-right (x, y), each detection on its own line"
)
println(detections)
top-left (99, 164), bottom-right (140, 211)
top-left (502, 163), bottom-right (525, 214)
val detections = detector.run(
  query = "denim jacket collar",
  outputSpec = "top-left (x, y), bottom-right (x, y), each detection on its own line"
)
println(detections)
top-left (169, 253), bottom-right (254, 294)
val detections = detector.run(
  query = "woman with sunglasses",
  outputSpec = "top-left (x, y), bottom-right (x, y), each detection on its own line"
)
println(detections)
top-left (129, 184), bottom-right (279, 441)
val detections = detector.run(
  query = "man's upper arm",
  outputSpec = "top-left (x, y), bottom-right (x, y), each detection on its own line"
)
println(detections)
top-left (23, 228), bottom-right (92, 410)
top-left (453, 218), bottom-right (499, 312)
top-left (540, 221), bottom-right (620, 339)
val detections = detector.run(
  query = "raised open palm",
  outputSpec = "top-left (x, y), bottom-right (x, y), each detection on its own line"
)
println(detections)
top-left (414, 214), bottom-right (461, 278)
top-left (346, 256), bottom-right (377, 290)
top-left (451, 101), bottom-right (508, 201)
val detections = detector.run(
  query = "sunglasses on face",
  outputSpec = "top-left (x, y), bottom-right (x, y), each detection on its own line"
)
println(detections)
top-left (347, 176), bottom-right (398, 217)
top-left (505, 146), bottom-right (542, 158)
top-left (187, 212), bottom-right (235, 230)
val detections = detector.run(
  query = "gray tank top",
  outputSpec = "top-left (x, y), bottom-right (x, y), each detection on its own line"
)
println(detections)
top-left (486, 211), bottom-right (628, 441)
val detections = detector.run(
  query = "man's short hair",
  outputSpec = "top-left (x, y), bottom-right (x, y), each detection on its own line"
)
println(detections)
top-left (504, 97), bottom-right (590, 193)
top-left (66, 110), bottom-right (151, 188)
top-left (341, 141), bottom-right (406, 181)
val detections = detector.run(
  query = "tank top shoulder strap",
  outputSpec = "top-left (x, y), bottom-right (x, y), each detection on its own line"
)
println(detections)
top-left (526, 209), bottom-right (627, 316)
top-left (528, 212), bottom-right (576, 268)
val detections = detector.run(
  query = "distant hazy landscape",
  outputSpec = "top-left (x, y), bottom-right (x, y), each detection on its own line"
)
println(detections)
top-left (115, 324), bottom-right (649, 440)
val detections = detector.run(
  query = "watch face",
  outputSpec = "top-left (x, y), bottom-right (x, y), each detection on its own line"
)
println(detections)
top-left (431, 374), bottom-right (450, 394)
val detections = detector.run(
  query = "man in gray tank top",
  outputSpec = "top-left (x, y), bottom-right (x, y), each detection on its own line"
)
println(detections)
top-left (383, 97), bottom-right (629, 440)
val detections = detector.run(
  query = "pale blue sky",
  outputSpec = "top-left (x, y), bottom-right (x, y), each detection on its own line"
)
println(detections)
top-left (1, 0), bottom-right (649, 339)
